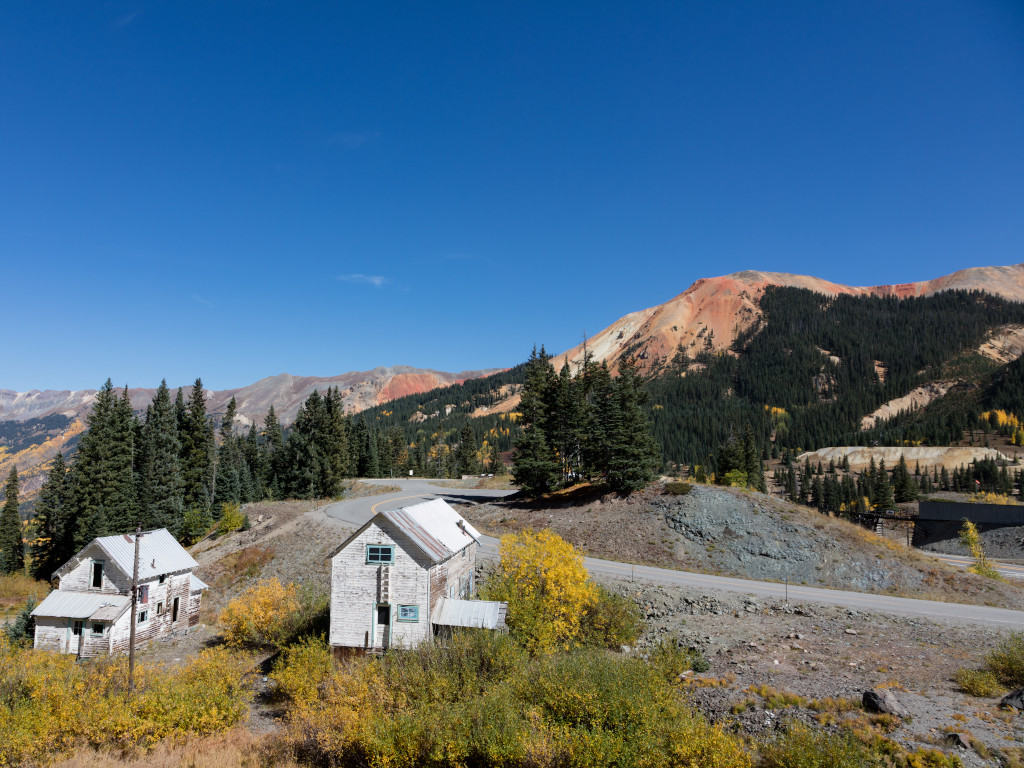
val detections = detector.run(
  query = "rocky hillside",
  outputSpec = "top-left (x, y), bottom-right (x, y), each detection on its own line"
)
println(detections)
top-left (556, 263), bottom-right (1024, 370)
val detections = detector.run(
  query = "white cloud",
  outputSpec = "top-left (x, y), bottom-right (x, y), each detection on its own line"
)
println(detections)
top-left (337, 274), bottom-right (388, 287)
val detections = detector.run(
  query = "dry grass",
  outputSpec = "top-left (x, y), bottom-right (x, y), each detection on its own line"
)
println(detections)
top-left (0, 573), bottom-right (50, 614)
top-left (50, 729), bottom-right (299, 768)
top-left (206, 545), bottom-right (276, 593)
top-left (343, 480), bottom-right (401, 498)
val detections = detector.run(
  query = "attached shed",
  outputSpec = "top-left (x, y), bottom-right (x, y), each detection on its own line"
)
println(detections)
top-left (329, 498), bottom-right (506, 653)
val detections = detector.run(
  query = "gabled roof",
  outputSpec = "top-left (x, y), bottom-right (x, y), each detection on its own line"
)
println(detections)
top-left (190, 574), bottom-right (209, 594)
top-left (32, 591), bottom-right (130, 621)
top-left (432, 597), bottom-right (507, 630)
top-left (329, 498), bottom-right (481, 564)
top-left (55, 528), bottom-right (199, 582)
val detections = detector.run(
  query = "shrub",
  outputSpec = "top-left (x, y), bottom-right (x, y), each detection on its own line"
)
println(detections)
top-left (180, 508), bottom-right (212, 545)
top-left (759, 722), bottom-right (872, 768)
top-left (955, 668), bottom-right (1006, 697)
top-left (3, 596), bottom-right (36, 645)
top-left (664, 481), bottom-right (693, 496)
top-left (648, 639), bottom-right (711, 680)
top-left (959, 520), bottom-right (1001, 579)
top-left (985, 632), bottom-right (1024, 687)
top-left (482, 529), bottom-right (597, 653)
top-left (0, 638), bottom-right (252, 765)
top-left (272, 635), bottom-right (334, 705)
top-left (217, 504), bottom-right (246, 536)
top-left (580, 586), bottom-right (643, 648)
top-left (219, 578), bottom-right (301, 649)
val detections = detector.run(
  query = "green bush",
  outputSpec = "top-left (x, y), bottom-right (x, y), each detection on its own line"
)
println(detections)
top-left (985, 632), bottom-right (1024, 687)
top-left (217, 503), bottom-right (246, 535)
top-left (955, 668), bottom-right (1006, 697)
top-left (648, 639), bottom-right (711, 680)
top-left (580, 586), bottom-right (643, 648)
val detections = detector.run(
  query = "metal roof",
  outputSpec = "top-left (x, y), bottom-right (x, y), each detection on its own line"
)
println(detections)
top-left (381, 499), bottom-right (481, 563)
top-left (190, 574), bottom-right (209, 594)
top-left (57, 528), bottom-right (198, 581)
top-left (432, 597), bottom-right (507, 630)
top-left (32, 591), bottom-right (130, 620)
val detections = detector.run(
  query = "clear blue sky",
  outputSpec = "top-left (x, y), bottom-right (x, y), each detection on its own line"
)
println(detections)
top-left (3, 2), bottom-right (1022, 392)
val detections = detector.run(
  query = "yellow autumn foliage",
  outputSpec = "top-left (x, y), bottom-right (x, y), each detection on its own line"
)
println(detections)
top-left (219, 577), bottom-right (302, 648)
top-left (483, 529), bottom-right (597, 654)
top-left (0, 637), bottom-right (252, 766)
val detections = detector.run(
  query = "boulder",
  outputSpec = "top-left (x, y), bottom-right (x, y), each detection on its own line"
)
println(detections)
top-left (999, 687), bottom-right (1024, 711)
top-left (862, 688), bottom-right (910, 718)
top-left (945, 732), bottom-right (971, 750)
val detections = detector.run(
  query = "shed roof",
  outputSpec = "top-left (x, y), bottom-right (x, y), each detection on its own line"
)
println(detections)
top-left (32, 591), bottom-right (130, 621)
top-left (190, 574), bottom-right (209, 594)
top-left (380, 499), bottom-right (481, 563)
top-left (55, 528), bottom-right (198, 581)
top-left (432, 597), bottom-right (507, 630)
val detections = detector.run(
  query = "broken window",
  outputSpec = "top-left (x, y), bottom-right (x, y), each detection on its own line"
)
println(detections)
top-left (91, 623), bottom-right (104, 635)
top-left (138, 609), bottom-right (149, 624)
top-left (156, 601), bottom-right (164, 615)
top-left (138, 585), bottom-right (149, 604)
top-left (71, 620), bottom-right (83, 636)
top-left (91, 561), bottom-right (103, 589)
top-left (158, 574), bottom-right (166, 584)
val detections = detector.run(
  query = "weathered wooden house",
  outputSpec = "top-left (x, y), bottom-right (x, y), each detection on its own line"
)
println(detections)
top-left (31, 528), bottom-right (207, 657)
top-left (329, 498), bottom-right (506, 654)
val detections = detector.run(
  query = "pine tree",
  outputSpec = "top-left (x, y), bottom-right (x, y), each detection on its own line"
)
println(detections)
top-left (743, 422), bottom-right (767, 492)
top-left (214, 396), bottom-right (242, 512)
top-left (0, 467), bottom-right (24, 574)
top-left (873, 459), bottom-right (895, 510)
top-left (70, 380), bottom-right (139, 545)
top-left (181, 379), bottom-right (215, 512)
top-left (456, 423), bottom-right (479, 476)
top-left (604, 357), bottom-right (661, 493)
top-left (139, 380), bottom-right (184, 533)
top-left (512, 347), bottom-right (559, 496)
top-left (263, 405), bottom-right (285, 498)
top-left (30, 454), bottom-right (73, 579)
top-left (489, 442), bottom-right (504, 475)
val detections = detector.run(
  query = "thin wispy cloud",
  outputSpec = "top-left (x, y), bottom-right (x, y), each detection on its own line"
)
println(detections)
top-left (192, 294), bottom-right (215, 307)
top-left (115, 11), bottom-right (140, 27)
top-left (327, 131), bottom-right (378, 149)
top-left (337, 274), bottom-right (388, 287)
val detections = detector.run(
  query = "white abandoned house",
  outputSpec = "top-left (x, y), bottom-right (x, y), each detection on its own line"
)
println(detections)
top-left (329, 498), bottom-right (507, 655)
top-left (31, 528), bottom-right (207, 657)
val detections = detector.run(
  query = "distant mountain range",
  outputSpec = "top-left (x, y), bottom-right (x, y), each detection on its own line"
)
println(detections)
top-left (0, 366), bottom-right (501, 428)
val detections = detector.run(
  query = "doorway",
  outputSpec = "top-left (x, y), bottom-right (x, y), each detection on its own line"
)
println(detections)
top-left (374, 604), bottom-right (391, 650)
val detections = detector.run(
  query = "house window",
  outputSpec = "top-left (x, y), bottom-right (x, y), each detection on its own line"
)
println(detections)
top-left (156, 601), bottom-right (164, 615)
top-left (91, 561), bottom-right (104, 589)
top-left (397, 605), bottom-right (419, 622)
top-left (138, 609), bottom-right (149, 624)
top-left (138, 585), bottom-right (149, 604)
top-left (158, 574), bottom-right (166, 584)
top-left (366, 545), bottom-right (394, 564)
top-left (71, 620), bottom-right (83, 636)
top-left (462, 547), bottom-right (467, 558)
top-left (91, 623), bottom-right (104, 635)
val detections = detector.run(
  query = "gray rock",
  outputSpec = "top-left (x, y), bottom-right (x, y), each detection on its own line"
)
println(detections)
top-left (999, 687), bottom-right (1024, 711)
top-left (945, 732), bottom-right (971, 749)
top-left (862, 688), bottom-right (910, 718)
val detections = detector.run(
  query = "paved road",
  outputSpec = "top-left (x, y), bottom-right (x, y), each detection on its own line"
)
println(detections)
top-left (927, 552), bottom-right (1024, 581)
top-left (323, 479), bottom-right (1024, 630)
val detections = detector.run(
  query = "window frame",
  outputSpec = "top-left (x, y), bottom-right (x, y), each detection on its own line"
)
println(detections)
top-left (365, 544), bottom-right (395, 565)
top-left (90, 560), bottom-right (104, 589)
top-left (156, 601), bottom-right (164, 615)
top-left (158, 574), bottom-right (166, 584)
top-left (91, 623), bottom-right (104, 636)
top-left (138, 609), bottom-right (149, 624)
top-left (397, 605), bottom-right (419, 623)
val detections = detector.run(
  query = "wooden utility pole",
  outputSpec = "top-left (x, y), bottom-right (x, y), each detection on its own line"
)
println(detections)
top-left (128, 524), bottom-right (142, 694)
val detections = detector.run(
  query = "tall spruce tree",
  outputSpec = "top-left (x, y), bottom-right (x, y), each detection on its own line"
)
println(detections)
top-left (139, 380), bottom-right (184, 533)
top-left (604, 357), bottom-right (661, 493)
top-left (181, 379), bottom-right (215, 512)
top-left (0, 466), bottom-right (24, 574)
top-left (30, 454), bottom-right (73, 579)
top-left (456, 423), bottom-right (479, 476)
top-left (512, 347), bottom-right (559, 495)
top-left (214, 396), bottom-right (242, 512)
top-left (71, 380), bottom-right (139, 545)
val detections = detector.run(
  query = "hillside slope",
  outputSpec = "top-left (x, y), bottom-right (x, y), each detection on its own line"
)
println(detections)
top-left (557, 264), bottom-right (1024, 369)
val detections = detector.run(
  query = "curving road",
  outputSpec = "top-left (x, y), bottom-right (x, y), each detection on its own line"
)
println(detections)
top-left (323, 479), bottom-right (1024, 631)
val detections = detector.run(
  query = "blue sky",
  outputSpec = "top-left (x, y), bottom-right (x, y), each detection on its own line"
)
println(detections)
top-left (2, 2), bottom-right (1023, 392)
